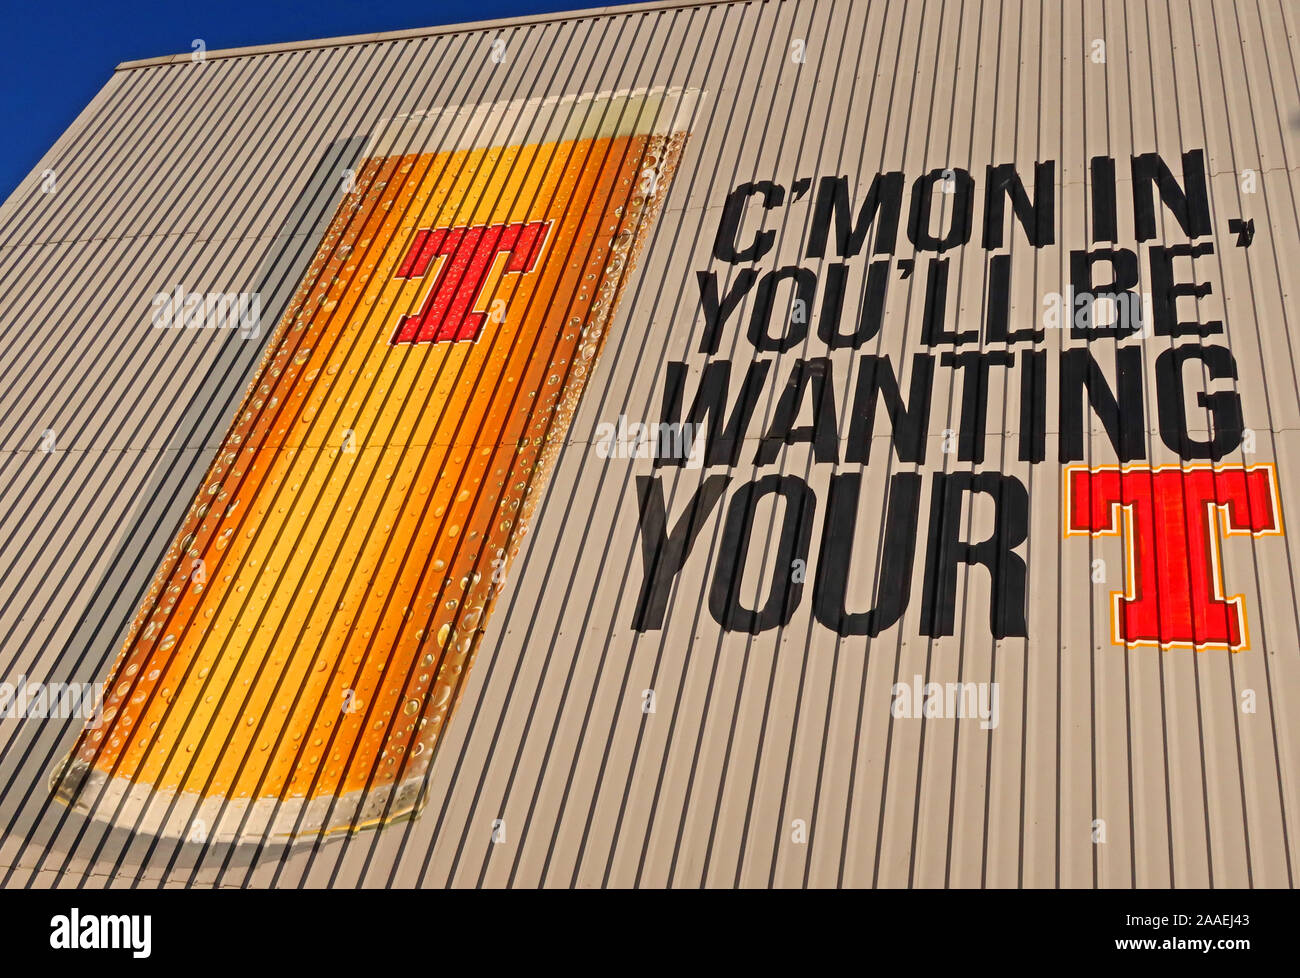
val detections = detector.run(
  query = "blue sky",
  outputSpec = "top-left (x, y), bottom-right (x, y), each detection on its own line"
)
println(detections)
top-left (0, 0), bottom-right (641, 197)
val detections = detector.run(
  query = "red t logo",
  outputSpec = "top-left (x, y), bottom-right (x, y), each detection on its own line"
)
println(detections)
top-left (390, 219), bottom-right (550, 344)
top-left (1065, 465), bottom-right (1283, 651)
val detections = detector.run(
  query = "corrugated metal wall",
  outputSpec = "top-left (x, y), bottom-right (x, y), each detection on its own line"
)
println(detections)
top-left (1, 0), bottom-right (1299, 887)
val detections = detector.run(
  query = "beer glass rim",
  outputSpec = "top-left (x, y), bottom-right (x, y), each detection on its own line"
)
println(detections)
top-left (365, 85), bottom-right (705, 159)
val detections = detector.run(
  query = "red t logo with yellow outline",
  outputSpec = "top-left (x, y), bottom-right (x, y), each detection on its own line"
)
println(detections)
top-left (1064, 464), bottom-right (1284, 651)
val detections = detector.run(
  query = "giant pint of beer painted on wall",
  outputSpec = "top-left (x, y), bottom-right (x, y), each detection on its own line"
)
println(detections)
top-left (50, 88), bottom-right (699, 840)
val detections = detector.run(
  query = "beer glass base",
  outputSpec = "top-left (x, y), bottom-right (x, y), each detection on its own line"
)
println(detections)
top-left (49, 755), bottom-right (428, 844)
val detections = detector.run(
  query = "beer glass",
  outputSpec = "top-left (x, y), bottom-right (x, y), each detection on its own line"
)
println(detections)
top-left (51, 87), bottom-right (698, 842)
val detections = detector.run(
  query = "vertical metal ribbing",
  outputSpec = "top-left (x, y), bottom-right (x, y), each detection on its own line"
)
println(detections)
top-left (0, 0), bottom-right (1296, 888)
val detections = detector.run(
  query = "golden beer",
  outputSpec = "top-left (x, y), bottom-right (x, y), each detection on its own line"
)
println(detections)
top-left (52, 88), bottom-right (696, 841)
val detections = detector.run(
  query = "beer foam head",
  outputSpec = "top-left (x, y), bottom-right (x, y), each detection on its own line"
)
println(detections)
top-left (365, 86), bottom-right (705, 159)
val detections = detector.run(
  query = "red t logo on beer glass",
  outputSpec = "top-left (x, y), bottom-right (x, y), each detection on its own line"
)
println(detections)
top-left (390, 219), bottom-right (550, 344)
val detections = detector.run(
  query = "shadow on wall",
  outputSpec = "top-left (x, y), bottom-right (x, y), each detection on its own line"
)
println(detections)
top-left (0, 134), bottom-right (367, 882)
